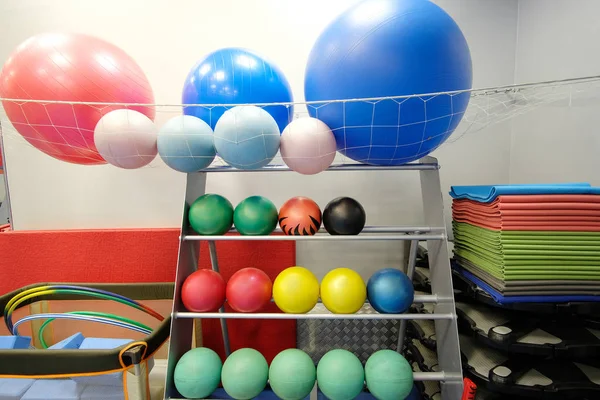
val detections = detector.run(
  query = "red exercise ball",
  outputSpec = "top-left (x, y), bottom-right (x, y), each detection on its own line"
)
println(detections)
top-left (181, 270), bottom-right (226, 312)
top-left (0, 32), bottom-right (155, 165)
top-left (226, 268), bottom-right (273, 313)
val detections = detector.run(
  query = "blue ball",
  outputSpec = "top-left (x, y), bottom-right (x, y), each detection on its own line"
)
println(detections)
top-left (407, 384), bottom-right (422, 400)
top-left (304, 0), bottom-right (472, 165)
top-left (182, 47), bottom-right (294, 132)
top-left (367, 268), bottom-right (414, 314)
top-left (157, 115), bottom-right (216, 172)
top-left (213, 106), bottom-right (280, 170)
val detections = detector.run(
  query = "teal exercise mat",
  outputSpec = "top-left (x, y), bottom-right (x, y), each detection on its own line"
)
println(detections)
top-left (449, 183), bottom-right (600, 202)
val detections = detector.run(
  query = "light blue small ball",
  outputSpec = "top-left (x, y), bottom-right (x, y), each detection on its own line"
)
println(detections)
top-left (213, 106), bottom-right (280, 170)
top-left (158, 115), bottom-right (216, 172)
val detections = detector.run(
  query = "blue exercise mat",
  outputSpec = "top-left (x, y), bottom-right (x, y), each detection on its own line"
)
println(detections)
top-left (452, 264), bottom-right (600, 304)
top-left (449, 183), bottom-right (600, 203)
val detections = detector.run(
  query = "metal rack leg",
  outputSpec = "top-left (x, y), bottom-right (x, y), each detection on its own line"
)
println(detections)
top-left (164, 173), bottom-right (207, 399)
top-left (419, 156), bottom-right (463, 399)
top-left (0, 121), bottom-right (14, 227)
top-left (208, 240), bottom-right (231, 356)
top-left (396, 239), bottom-right (420, 351)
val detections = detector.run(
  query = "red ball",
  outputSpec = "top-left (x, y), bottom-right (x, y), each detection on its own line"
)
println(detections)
top-left (0, 33), bottom-right (155, 165)
top-left (181, 270), bottom-right (226, 312)
top-left (278, 196), bottom-right (322, 236)
top-left (226, 268), bottom-right (273, 313)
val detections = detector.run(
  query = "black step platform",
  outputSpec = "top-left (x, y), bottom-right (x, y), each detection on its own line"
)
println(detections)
top-left (408, 313), bottom-right (600, 399)
top-left (456, 300), bottom-right (600, 359)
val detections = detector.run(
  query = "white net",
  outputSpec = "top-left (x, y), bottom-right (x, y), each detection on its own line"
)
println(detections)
top-left (1, 75), bottom-right (600, 172)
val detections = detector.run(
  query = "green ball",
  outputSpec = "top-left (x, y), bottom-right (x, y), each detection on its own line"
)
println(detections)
top-left (269, 349), bottom-right (316, 400)
top-left (316, 349), bottom-right (364, 400)
top-left (365, 350), bottom-right (414, 400)
top-left (222, 348), bottom-right (269, 399)
top-left (174, 347), bottom-right (222, 399)
top-left (233, 196), bottom-right (278, 235)
top-left (189, 194), bottom-right (234, 235)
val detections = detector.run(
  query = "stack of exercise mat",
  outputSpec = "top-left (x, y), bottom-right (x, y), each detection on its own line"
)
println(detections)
top-left (449, 183), bottom-right (600, 303)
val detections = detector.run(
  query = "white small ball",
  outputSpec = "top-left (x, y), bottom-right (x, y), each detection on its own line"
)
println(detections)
top-left (281, 117), bottom-right (337, 175)
top-left (94, 109), bottom-right (158, 169)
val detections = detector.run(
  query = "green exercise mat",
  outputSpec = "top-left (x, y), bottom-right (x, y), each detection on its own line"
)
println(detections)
top-left (453, 221), bottom-right (600, 242)
top-left (454, 249), bottom-right (600, 281)
top-left (453, 222), bottom-right (600, 282)
top-left (456, 257), bottom-right (600, 295)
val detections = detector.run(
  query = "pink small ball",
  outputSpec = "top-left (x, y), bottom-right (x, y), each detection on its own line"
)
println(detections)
top-left (94, 109), bottom-right (158, 169)
top-left (280, 117), bottom-right (336, 175)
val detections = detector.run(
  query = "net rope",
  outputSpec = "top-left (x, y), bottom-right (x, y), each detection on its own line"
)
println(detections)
top-left (1, 75), bottom-right (599, 169)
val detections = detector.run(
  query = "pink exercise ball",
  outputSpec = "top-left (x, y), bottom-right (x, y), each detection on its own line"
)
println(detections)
top-left (0, 32), bottom-right (155, 165)
top-left (94, 109), bottom-right (157, 169)
top-left (280, 117), bottom-right (336, 174)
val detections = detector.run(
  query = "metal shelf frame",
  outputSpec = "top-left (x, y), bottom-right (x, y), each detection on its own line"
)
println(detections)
top-left (164, 156), bottom-right (463, 400)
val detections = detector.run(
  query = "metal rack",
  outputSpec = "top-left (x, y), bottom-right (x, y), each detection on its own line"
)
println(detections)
top-left (164, 156), bottom-right (463, 400)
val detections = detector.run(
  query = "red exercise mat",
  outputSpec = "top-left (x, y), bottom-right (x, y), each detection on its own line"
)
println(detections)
top-left (453, 210), bottom-right (600, 221)
top-left (452, 194), bottom-right (600, 231)
top-left (451, 215), bottom-right (600, 231)
top-left (0, 229), bottom-right (297, 363)
top-left (453, 202), bottom-right (600, 216)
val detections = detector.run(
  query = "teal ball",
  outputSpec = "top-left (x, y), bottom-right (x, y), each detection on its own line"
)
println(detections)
top-left (173, 347), bottom-right (222, 399)
top-left (269, 349), bottom-right (316, 400)
top-left (213, 105), bottom-right (280, 170)
top-left (365, 350), bottom-right (414, 400)
top-left (158, 115), bottom-right (216, 172)
top-left (316, 349), bottom-right (364, 400)
top-left (221, 348), bottom-right (269, 399)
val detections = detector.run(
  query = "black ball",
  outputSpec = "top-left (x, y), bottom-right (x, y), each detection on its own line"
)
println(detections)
top-left (323, 197), bottom-right (366, 235)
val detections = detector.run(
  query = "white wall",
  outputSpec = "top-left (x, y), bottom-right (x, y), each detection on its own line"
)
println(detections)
top-left (510, 0), bottom-right (600, 186)
top-left (0, 0), bottom-right (520, 278)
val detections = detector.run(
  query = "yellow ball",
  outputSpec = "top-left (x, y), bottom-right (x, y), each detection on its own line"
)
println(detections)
top-left (320, 268), bottom-right (366, 314)
top-left (273, 266), bottom-right (320, 313)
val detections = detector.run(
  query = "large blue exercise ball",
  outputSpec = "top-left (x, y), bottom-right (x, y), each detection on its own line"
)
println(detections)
top-left (213, 105), bottom-right (280, 169)
top-left (304, 0), bottom-right (472, 165)
top-left (367, 268), bottom-right (414, 314)
top-left (182, 47), bottom-right (294, 133)
top-left (157, 115), bottom-right (216, 172)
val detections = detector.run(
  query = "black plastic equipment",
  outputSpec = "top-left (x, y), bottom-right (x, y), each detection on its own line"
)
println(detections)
top-left (0, 282), bottom-right (173, 377)
top-left (456, 300), bottom-right (600, 359)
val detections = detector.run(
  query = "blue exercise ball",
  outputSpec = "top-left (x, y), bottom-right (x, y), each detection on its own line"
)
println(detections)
top-left (367, 268), bottom-right (414, 314)
top-left (213, 105), bottom-right (280, 169)
top-left (182, 47), bottom-right (294, 133)
top-left (157, 115), bottom-right (216, 172)
top-left (304, 0), bottom-right (472, 165)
